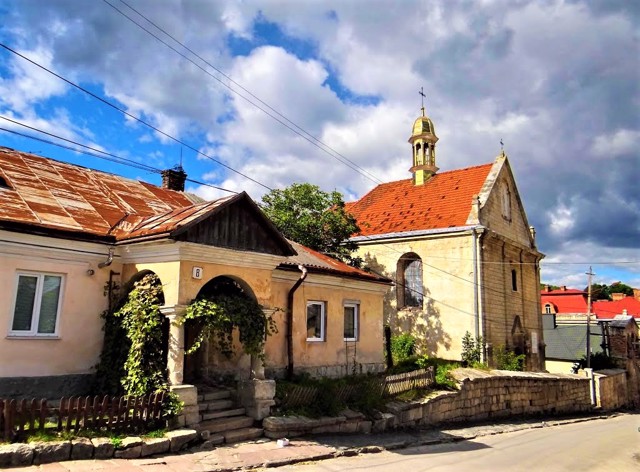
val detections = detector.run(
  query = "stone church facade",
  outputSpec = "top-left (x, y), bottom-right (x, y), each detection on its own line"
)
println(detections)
top-left (347, 105), bottom-right (545, 370)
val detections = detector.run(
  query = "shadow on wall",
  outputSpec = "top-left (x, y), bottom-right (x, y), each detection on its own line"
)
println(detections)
top-left (362, 253), bottom-right (452, 357)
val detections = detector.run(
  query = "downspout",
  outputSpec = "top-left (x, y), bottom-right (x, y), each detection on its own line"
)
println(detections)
top-left (286, 265), bottom-right (308, 380)
top-left (98, 247), bottom-right (115, 268)
top-left (474, 227), bottom-right (486, 362)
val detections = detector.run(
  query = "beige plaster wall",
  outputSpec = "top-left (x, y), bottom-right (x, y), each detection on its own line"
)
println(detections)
top-left (355, 233), bottom-right (476, 360)
top-left (265, 273), bottom-right (386, 375)
top-left (0, 250), bottom-right (118, 377)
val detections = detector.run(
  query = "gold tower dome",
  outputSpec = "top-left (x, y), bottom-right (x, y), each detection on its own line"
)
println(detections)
top-left (408, 103), bottom-right (439, 185)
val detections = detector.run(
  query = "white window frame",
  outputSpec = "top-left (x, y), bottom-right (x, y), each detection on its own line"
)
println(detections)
top-left (545, 304), bottom-right (552, 314)
top-left (306, 301), bottom-right (326, 342)
top-left (9, 271), bottom-right (64, 337)
top-left (343, 302), bottom-right (359, 341)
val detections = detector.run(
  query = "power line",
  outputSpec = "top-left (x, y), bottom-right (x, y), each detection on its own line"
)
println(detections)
top-left (0, 118), bottom-right (237, 194)
top-left (0, 42), bottom-right (272, 192)
top-left (103, 0), bottom-right (384, 185)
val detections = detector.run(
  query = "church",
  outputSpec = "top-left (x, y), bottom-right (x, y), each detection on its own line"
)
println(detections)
top-left (347, 103), bottom-right (545, 370)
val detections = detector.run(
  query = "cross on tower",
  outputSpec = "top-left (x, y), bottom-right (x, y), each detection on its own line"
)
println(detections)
top-left (419, 87), bottom-right (426, 116)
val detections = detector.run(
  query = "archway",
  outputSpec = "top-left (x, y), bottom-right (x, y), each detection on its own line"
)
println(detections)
top-left (184, 275), bottom-right (256, 383)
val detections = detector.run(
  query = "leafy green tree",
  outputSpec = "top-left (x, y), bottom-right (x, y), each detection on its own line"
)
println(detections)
top-left (609, 282), bottom-right (634, 296)
top-left (585, 283), bottom-right (611, 300)
top-left (260, 183), bottom-right (361, 264)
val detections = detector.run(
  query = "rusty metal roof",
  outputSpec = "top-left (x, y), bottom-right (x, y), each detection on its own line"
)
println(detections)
top-left (282, 241), bottom-right (390, 283)
top-left (0, 147), bottom-right (202, 240)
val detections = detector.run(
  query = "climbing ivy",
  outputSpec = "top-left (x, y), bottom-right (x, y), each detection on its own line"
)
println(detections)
top-left (182, 295), bottom-right (278, 361)
top-left (94, 274), bottom-right (168, 395)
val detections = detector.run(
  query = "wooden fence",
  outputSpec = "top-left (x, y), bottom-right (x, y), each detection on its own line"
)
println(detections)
top-left (277, 367), bottom-right (435, 410)
top-left (0, 392), bottom-right (165, 442)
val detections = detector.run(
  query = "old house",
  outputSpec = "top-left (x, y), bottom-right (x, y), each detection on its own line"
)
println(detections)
top-left (0, 147), bottom-right (389, 403)
top-left (346, 106), bottom-right (545, 370)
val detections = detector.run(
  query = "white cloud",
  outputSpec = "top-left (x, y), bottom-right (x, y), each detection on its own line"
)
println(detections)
top-left (592, 129), bottom-right (640, 158)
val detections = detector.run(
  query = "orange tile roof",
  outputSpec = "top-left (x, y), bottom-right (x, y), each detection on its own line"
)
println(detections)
top-left (0, 147), bottom-right (199, 240)
top-left (346, 163), bottom-right (493, 237)
top-left (593, 297), bottom-right (640, 319)
top-left (541, 289), bottom-right (589, 314)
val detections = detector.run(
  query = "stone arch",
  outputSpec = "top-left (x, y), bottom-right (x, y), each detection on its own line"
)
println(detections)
top-left (184, 275), bottom-right (257, 383)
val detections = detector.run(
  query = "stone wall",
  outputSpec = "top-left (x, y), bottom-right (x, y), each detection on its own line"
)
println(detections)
top-left (0, 374), bottom-right (94, 399)
top-left (266, 362), bottom-right (385, 380)
top-left (594, 369), bottom-right (627, 411)
top-left (263, 369), bottom-right (594, 437)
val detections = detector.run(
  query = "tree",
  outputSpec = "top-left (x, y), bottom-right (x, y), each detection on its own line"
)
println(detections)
top-left (260, 183), bottom-right (361, 264)
top-left (609, 282), bottom-right (634, 297)
top-left (585, 283), bottom-right (611, 300)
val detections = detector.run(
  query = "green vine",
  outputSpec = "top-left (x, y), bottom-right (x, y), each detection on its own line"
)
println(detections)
top-left (93, 273), bottom-right (180, 418)
top-left (182, 295), bottom-right (278, 361)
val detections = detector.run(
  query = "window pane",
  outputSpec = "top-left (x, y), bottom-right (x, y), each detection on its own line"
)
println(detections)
top-left (12, 275), bottom-right (37, 331)
top-left (404, 259), bottom-right (423, 307)
top-left (344, 306), bottom-right (356, 339)
top-left (37, 276), bottom-right (61, 334)
top-left (307, 303), bottom-right (322, 339)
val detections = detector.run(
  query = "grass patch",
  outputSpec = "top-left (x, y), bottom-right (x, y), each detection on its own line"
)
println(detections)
top-left (143, 428), bottom-right (166, 439)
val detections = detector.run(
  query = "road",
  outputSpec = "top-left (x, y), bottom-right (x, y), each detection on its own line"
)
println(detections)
top-left (269, 414), bottom-right (640, 472)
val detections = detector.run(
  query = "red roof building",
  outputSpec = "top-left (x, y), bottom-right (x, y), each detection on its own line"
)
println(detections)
top-left (347, 107), bottom-right (545, 370)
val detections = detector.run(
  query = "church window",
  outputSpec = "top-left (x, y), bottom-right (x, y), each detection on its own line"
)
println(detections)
top-left (511, 269), bottom-right (518, 291)
top-left (501, 183), bottom-right (511, 221)
top-left (397, 253), bottom-right (423, 308)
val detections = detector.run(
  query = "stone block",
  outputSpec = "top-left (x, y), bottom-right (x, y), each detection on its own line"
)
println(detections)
top-left (357, 421), bottom-right (372, 434)
top-left (166, 428), bottom-right (197, 452)
top-left (71, 437), bottom-right (93, 460)
top-left (91, 437), bottom-right (115, 459)
top-left (32, 440), bottom-right (71, 465)
top-left (0, 443), bottom-right (34, 467)
top-left (141, 437), bottom-right (170, 457)
top-left (114, 437), bottom-right (143, 459)
top-left (339, 420), bottom-right (360, 433)
top-left (170, 384), bottom-right (198, 406)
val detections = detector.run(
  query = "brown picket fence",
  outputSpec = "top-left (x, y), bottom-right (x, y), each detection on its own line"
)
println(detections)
top-left (0, 392), bottom-right (165, 442)
top-left (384, 367), bottom-right (435, 395)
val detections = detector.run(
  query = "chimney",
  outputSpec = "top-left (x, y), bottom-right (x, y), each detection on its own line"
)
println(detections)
top-left (633, 288), bottom-right (640, 301)
top-left (560, 286), bottom-right (567, 291)
top-left (161, 166), bottom-right (187, 192)
top-left (612, 292), bottom-right (626, 301)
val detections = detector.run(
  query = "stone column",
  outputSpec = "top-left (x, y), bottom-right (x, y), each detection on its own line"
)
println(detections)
top-left (161, 305), bottom-right (200, 428)
top-left (161, 305), bottom-right (187, 386)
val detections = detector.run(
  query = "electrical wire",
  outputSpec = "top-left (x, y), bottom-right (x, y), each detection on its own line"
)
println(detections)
top-left (104, 0), bottom-right (384, 186)
top-left (0, 119), bottom-right (237, 194)
top-left (0, 42), bottom-right (272, 192)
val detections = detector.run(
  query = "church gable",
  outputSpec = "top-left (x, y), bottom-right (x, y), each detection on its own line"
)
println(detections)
top-left (475, 155), bottom-right (535, 248)
top-left (172, 193), bottom-right (296, 256)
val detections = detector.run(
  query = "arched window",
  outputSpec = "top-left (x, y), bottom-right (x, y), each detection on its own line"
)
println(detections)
top-left (397, 253), bottom-right (423, 308)
top-left (545, 304), bottom-right (552, 314)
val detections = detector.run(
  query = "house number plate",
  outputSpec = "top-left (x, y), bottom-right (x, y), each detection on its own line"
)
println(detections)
top-left (192, 266), bottom-right (203, 279)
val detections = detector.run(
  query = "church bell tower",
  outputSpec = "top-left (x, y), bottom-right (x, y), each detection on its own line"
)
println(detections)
top-left (409, 90), bottom-right (439, 185)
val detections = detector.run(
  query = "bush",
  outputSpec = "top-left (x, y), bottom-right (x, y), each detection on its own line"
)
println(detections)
top-left (578, 352), bottom-right (617, 371)
top-left (390, 334), bottom-right (416, 364)
top-left (416, 356), bottom-right (460, 390)
top-left (493, 345), bottom-right (525, 371)
top-left (461, 332), bottom-right (483, 367)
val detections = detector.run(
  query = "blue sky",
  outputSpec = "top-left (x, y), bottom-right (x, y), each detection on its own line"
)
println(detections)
top-left (0, 0), bottom-right (638, 289)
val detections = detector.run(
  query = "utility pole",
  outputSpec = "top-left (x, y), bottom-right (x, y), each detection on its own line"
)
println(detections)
top-left (586, 266), bottom-right (594, 368)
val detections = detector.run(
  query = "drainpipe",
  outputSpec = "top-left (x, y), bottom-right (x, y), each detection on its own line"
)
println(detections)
top-left (286, 265), bottom-right (307, 380)
top-left (473, 227), bottom-right (486, 361)
top-left (98, 247), bottom-right (115, 268)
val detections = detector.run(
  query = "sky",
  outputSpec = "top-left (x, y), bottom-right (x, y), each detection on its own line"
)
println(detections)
top-left (0, 0), bottom-right (638, 289)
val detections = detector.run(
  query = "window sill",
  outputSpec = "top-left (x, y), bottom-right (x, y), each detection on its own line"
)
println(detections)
top-left (6, 335), bottom-right (60, 340)
top-left (343, 338), bottom-right (358, 342)
top-left (306, 338), bottom-right (325, 342)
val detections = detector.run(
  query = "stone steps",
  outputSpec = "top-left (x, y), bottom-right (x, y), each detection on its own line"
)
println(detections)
top-left (195, 385), bottom-right (264, 444)
top-left (223, 427), bottom-right (264, 444)
top-left (199, 415), bottom-right (255, 434)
